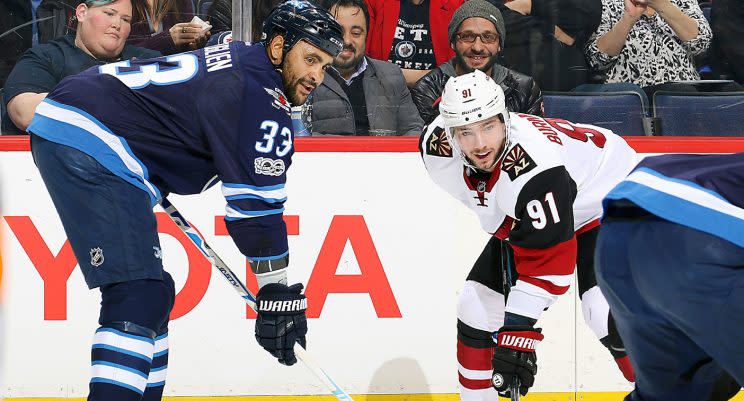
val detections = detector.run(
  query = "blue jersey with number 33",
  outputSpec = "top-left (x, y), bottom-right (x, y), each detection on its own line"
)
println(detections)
top-left (28, 42), bottom-right (294, 261)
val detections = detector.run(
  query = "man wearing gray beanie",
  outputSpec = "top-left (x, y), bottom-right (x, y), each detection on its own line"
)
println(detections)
top-left (411, 0), bottom-right (542, 125)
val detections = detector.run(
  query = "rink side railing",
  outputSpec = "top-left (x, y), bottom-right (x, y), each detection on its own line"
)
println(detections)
top-left (2, 135), bottom-right (744, 153)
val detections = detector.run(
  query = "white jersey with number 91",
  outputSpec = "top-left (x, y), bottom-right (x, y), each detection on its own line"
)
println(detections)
top-left (420, 111), bottom-right (638, 319)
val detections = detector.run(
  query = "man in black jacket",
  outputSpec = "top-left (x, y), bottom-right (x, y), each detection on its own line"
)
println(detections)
top-left (712, 0), bottom-right (744, 85)
top-left (411, 0), bottom-right (542, 124)
top-left (489, 0), bottom-right (602, 92)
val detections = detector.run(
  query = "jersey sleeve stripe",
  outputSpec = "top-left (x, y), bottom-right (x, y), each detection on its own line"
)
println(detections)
top-left (511, 237), bottom-right (577, 277)
top-left (223, 182), bottom-right (285, 191)
top-left (225, 193), bottom-right (287, 203)
top-left (246, 250), bottom-right (289, 261)
top-left (30, 99), bottom-right (162, 206)
top-left (222, 183), bottom-right (287, 202)
top-left (529, 273), bottom-right (574, 288)
top-left (518, 276), bottom-right (571, 295)
top-left (505, 280), bottom-right (557, 320)
top-left (225, 204), bottom-right (285, 220)
top-left (605, 171), bottom-right (744, 247)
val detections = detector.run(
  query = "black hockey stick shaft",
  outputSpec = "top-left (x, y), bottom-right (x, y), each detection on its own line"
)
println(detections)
top-left (500, 240), bottom-right (521, 401)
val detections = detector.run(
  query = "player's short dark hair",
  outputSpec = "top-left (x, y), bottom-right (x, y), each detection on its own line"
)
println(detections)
top-left (325, 0), bottom-right (369, 31)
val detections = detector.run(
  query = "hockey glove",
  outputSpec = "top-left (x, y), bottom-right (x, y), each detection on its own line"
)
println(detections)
top-left (255, 283), bottom-right (308, 366)
top-left (492, 325), bottom-right (544, 397)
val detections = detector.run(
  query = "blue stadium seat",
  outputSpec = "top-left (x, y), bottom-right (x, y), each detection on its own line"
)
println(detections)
top-left (653, 91), bottom-right (744, 136)
top-left (543, 92), bottom-right (648, 136)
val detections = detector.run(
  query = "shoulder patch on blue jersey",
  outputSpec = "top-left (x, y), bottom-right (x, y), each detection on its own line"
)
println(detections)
top-left (501, 144), bottom-right (536, 181)
top-left (264, 87), bottom-right (291, 114)
top-left (254, 157), bottom-right (286, 176)
top-left (425, 127), bottom-right (452, 158)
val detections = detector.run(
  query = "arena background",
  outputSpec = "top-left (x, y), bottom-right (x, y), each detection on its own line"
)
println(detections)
top-left (1, 136), bottom-right (743, 400)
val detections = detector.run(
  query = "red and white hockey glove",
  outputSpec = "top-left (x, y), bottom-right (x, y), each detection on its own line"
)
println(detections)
top-left (491, 326), bottom-right (544, 398)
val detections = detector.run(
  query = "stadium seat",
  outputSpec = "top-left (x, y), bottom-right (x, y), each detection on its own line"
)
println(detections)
top-left (543, 92), bottom-right (649, 136)
top-left (653, 91), bottom-right (744, 136)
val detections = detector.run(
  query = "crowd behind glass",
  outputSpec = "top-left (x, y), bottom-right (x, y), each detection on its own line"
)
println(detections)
top-left (1, 0), bottom-right (742, 137)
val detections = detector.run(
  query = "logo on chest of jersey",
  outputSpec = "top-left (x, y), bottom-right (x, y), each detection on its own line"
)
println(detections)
top-left (264, 87), bottom-right (291, 114)
top-left (395, 41), bottom-right (416, 59)
top-left (425, 127), bottom-right (452, 157)
top-left (254, 157), bottom-right (286, 176)
top-left (501, 144), bottom-right (536, 181)
top-left (464, 168), bottom-right (499, 207)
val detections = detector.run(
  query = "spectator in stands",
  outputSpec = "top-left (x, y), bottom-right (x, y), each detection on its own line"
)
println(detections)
top-left (127, 0), bottom-right (209, 54)
top-left (712, 0), bottom-right (744, 85)
top-left (3, 0), bottom-right (160, 133)
top-left (582, 0), bottom-right (739, 101)
top-left (1, 0), bottom-right (78, 87)
top-left (1, 1), bottom-right (34, 88)
top-left (365, 0), bottom-right (464, 87)
top-left (411, 0), bottom-right (543, 124)
top-left (487, 0), bottom-right (602, 91)
top-left (308, 0), bottom-right (423, 136)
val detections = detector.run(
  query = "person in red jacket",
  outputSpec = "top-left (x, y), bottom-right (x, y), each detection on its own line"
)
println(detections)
top-left (365, 0), bottom-right (463, 87)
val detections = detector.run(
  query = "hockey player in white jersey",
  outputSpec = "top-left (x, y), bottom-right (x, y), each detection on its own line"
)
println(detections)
top-left (420, 70), bottom-right (638, 399)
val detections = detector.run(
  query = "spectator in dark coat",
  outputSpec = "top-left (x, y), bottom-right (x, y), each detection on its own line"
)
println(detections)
top-left (1, 0), bottom-right (80, 87)
top-left (0, 0), bottom-right (34, 88)
top-left (712, 0), bottom-right (744, 85)
top-left (308, 0), bottom-right (424, 135)
top-left (411, 0), bottom-right (543, 124)
top-left (488, 0), bottom-right (602, 91)
top-left (3, 0), bottom-right (160, 133)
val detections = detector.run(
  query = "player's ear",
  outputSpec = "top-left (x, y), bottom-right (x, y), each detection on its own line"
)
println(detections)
top-left (76, 2), bottom-right (89, 22)
top-left (267, 34), bottom-right (285, 65)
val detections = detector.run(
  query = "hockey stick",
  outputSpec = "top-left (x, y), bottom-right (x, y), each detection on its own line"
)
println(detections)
top-left (160, 197), bottom-right (354, 401)
top-left (500, 240), bottom-right (521, 401)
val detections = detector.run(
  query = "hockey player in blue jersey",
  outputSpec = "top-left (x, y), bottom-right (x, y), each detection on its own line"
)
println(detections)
top-left (25, 1), bottom-right (343, 400)
top-left (595, 153), bottom-right (744, 401)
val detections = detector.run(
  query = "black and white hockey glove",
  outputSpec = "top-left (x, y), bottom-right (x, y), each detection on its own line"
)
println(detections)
top-left (255, 283), bottom-right (308, 366)
top-left (491, 326), bottom-right (543, 397)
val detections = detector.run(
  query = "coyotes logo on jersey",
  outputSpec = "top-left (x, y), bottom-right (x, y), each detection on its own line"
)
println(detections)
top-left (501, 144), bottom-right (536, 180)
top-left (425, 127), bottom-right (452, 158)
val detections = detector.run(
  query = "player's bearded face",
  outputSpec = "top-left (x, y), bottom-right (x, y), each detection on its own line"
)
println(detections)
top-left (453, 115), bottom-right (507, 172)
top-left (452, 18), bottom-right (501, 75)
top-left (282, 41), bottom-right (334, 106)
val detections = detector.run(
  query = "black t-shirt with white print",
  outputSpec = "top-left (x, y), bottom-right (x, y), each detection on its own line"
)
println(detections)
top-left (387, 0), bottom-right (437, 70)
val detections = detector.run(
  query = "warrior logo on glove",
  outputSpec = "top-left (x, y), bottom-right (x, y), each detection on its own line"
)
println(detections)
top-left (491, 326), bottom-right (544, 397)
top-left (255, 283), bottom-right (309, 366)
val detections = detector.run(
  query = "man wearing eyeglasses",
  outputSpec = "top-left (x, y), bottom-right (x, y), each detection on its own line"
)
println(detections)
top-left (410, 0), bottom-right (543, 125)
